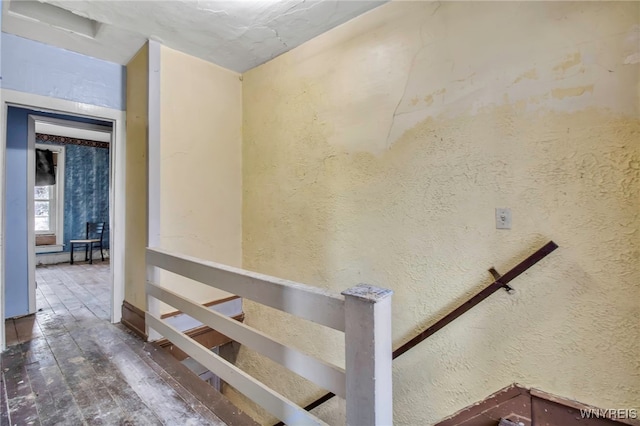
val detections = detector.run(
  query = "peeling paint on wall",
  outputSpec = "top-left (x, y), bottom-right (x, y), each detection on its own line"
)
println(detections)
top-left (239, 1), bottom-right (640, 425)
top-left (550, 85), bottom-right (594, 100)
top-left (624, 52), bottom-right (640, 65)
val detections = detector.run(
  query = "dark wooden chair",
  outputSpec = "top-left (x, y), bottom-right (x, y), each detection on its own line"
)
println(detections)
top-left (69, 222), bottom-right (106, 264)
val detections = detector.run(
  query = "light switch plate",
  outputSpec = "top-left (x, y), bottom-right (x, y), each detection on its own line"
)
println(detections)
top-left (496, 208), bottom-right (512, 229)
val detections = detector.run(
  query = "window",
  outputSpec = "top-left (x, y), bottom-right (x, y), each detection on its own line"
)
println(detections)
top-left (34, 144), bottom-right (65, 252)
top-left (34, 185), bottom-right (55, 233)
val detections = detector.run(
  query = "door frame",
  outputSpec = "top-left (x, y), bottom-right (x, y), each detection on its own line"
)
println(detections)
top-left (0, 89), bottom-right (126, 352)
top-left (27, 114), bottom-right (113, 314)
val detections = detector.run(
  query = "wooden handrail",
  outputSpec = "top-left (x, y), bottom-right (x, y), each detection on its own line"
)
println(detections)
top-left (274, 241), bottom-right (559, 424)
top-left (393, 241), bottom-right (558, 358)
top-left (147, 247), bottom-right (346, 331)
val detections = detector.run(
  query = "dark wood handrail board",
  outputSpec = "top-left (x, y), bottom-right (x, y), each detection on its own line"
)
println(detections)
top-left (393, 241), bottom-right (558, 358)
top-left (274, 241), bottom-right (559, 424)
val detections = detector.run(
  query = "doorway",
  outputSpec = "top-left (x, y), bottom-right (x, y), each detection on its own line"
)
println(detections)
top-left (5, 107), bottom-right (113, 320)
top-left (28, 114), bottom-right (113, 315)
top-left (1, 90), bottom-right (126, 351)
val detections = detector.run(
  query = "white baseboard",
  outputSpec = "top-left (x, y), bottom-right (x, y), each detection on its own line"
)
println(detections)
top-left (36, 250), bottom-right (110, 265)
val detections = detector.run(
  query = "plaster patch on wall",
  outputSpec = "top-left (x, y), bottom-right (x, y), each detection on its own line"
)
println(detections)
top-left (513, 68), bottom-right (539, 84)
top-left (356, 3), bottom-right (639, 153)
top-left (551, 85), bottom-right (594, 100)
top-left (624, 52), bottom-right (640, 65)
top-left (424, 88), bottom-right (446, 106)
top-left (552, 52), bottom-right (582, 74)
top-left (260, 1), bottom-right (638, 157)
top-left (383, 31), bottom-right (632, 150)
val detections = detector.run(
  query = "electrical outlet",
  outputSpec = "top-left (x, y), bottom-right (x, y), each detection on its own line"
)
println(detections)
top-left (496, 208), bottom-right (512, 229)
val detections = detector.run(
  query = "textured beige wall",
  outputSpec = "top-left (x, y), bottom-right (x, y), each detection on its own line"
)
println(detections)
top-left (124, 44), bottom-right (148, 309)
top-left (159, 46), bottom-right (243, 312)
top-left (240, 2), bottom-right (640, 424)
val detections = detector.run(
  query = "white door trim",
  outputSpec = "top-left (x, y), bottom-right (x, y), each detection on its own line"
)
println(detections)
top-left (0, 89), bottom-right (126, 352)
top-left (27, 115), bottom-right (37, 314)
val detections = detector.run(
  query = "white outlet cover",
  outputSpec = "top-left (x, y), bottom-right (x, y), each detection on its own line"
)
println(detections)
top-left (496, 208), bottom-right (512, 229)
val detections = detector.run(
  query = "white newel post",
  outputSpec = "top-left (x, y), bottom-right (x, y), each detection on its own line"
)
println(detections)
top-left (342, 284), bottom-right (393, 426)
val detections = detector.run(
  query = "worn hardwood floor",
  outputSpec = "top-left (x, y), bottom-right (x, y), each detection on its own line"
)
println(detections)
top-left (1, 261), bottom-right (228, 426)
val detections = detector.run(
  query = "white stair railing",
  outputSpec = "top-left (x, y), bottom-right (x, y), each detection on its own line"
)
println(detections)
top-left (145, 247), bottom-right (393, 426)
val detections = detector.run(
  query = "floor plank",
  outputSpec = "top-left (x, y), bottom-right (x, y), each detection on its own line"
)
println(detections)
top-left (3, 262), bottom-right (229, 426)
top-left (0, 369), bottom-right (10, 426)
top-left (1, 345), bottom-right (40, 426)
top-left (25, 355), bottom-right (86, 426)
top-left (66, 324), bottom-right (163, 425)
top-left (22, 334), bottom-right (92, 426)
top-left (44, 330), bottom-right (123, 425)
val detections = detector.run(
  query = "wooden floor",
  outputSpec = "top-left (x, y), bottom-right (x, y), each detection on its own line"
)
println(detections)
top-left (1, 262), bottom-right (229, 426)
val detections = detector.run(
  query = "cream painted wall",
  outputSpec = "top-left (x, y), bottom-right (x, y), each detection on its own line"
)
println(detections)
top-left (240, 1), bottom-right (640, 424)
top-left (124, 44), bottom-right (148, 309)
top-left (158, 45), bottom-right (243, 313)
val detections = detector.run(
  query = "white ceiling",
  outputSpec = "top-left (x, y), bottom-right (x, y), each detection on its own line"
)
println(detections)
top-left (3, 0), bottom-right (386, 72)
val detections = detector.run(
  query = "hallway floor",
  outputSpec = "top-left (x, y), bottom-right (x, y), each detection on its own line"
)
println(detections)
top-left (1, 262), bottom-right (229, 425)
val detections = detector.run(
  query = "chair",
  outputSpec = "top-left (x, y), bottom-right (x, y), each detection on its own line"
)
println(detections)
top-left (70, 222), bottom-right (106, 264)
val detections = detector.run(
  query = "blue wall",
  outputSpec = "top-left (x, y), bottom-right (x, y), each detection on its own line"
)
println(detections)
top-left (2, 34), bottom-right (122, 319)
top-left (4, 106), bottom-right (111, 318)
top-left (1, 1), bottom-right (3, 89)
top-left (5, 108), bottom-right (29, 318)
top-left (1, 33), bottom-right (125, 110)
top-left (38, 140), bottom-right (110, 252)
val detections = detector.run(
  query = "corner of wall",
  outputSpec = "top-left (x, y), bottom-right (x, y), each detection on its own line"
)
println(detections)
top-left (124, 43), bottom-right (149, 311)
